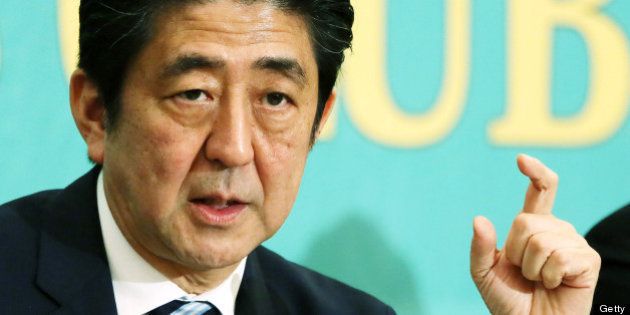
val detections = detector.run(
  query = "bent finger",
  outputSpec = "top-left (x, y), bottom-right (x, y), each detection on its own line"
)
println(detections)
top-left (517, 154), bottom-right (558, 215)
top-left (504, 213), bottom-right (576, 267)
top-left (541, 247), bottom-right (601, 290)
top-left (521, 231), bottom-right (586, 282)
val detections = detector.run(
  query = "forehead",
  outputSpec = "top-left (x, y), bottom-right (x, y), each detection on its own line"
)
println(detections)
top-left (142, 0), bottom-right (316, 73)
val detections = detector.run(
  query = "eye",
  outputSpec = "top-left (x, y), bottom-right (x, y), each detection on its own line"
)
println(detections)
top-left (176, 90), bottom-right (209, 102)
top-left (264, 92), bottom-right (289, 107)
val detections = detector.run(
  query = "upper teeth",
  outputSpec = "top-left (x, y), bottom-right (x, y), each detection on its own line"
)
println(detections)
top-left (200, 198), bottom-right (232, 208)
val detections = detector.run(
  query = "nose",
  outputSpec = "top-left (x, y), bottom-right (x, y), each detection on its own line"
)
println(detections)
top-left (204, 91), bottom-right (254, 168)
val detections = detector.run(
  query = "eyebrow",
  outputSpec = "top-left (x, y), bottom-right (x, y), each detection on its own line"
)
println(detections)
top-left (253, 57), bottom-right (307, 88)
top-left (160, 54), bottom-right (225, 79)
top-left (160, 54), bottom-right (308, 88)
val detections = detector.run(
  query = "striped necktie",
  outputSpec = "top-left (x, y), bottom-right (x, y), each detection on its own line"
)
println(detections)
top-left (146, 299), bottom-right (222, 315)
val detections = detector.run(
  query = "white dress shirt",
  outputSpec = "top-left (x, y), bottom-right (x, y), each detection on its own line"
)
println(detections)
top-left (96, 171), bottom-right (246, 315)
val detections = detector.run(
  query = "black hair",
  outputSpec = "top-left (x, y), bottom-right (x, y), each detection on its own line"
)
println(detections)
top-left (78, 0), bottom-right (354, 143)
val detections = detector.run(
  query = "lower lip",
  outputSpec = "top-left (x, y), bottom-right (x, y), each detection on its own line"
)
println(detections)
top-left (189, 202), bottom-right (247, 226)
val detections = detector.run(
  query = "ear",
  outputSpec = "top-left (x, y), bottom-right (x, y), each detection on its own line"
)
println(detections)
top-left (315, 90), bottom-right (336, 138)
top-left (69, 69), bottom-right (106, 164)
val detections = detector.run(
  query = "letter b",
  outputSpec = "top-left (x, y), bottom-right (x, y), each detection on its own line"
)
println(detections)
top-left (490, 0), bottom-right (630, 147)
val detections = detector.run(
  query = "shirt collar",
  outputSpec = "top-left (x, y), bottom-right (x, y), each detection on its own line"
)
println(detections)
top-left (96, 171), bottom-right (246, 315)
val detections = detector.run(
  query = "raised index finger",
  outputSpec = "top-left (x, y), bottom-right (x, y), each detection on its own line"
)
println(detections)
top-left (517, 154), bottom-right (558, 215)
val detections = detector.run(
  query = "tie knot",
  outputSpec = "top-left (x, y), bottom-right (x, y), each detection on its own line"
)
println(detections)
top-left (147, 299), bottom-right (222, 315)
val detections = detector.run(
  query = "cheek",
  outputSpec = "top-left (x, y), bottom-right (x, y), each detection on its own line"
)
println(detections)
top-left (144, 128), bottom-right (197, 177)
top-left (141, 106), bottom-right (206, 169)
top-left (109, 106), bottom-right (208, 208)
top-left (253, 128), bottom-right (310, 228)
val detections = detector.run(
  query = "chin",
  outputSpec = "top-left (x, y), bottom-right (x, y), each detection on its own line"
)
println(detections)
top-left (175, 243), bottom-right (251, 270)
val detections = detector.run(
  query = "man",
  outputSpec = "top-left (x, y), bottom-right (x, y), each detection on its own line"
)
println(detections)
top-left (0, 0), bottom-right (600, 314)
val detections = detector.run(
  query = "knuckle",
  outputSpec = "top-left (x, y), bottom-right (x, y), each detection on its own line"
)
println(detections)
top-left (541, 267), bottom-right (558, 287)
top-left (551, 250), bottom-right (571, 267)
top-left (541, 264), bottom-right (553, 279)
top-left (522, 268), bottom-right (539, 281)
top-left (529, 234), bottom-right (549, 253)
top-left (512, 213), bottom-right (531, 233)
top-left (577, 236), bottom-right (589, 246)
top-left (557, 219), bottom-right (577, 233)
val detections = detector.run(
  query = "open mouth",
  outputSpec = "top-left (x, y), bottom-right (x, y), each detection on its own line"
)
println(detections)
top-left (191, 198), bottom-right (243, 209)
top-left (189, 196), bottom-right (247, 225)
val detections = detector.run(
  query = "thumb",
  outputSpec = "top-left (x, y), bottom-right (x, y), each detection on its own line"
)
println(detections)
top-left (470, 216), bottom-right (498, 283)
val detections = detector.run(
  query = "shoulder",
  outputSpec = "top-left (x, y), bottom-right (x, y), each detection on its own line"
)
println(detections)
top-left (250, 246), bottom-right (395, 315)
top-left (0, 190), bottom-right (61, 240)
top-left (0, 190), bottom-right (60, 300)
top-left (0, 190), bottom-right (61, 260)
top-left (585, 203), bottom-right (630, 305)
top-left (586, 202), bottom-right (630, 254)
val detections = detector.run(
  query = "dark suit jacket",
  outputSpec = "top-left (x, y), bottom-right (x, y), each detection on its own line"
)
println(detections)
top-left (585, 203), bottom-right (630, 309)
top-left (0, 167), bottom-right (395, 315)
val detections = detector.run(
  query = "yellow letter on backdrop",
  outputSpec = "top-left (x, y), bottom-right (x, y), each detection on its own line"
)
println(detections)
top-left (58, 0), bottom-right (80, 79)
top-left (490, 0), bottom-right (630, 147)
top-left (343, 0), bottom-right (470, 147)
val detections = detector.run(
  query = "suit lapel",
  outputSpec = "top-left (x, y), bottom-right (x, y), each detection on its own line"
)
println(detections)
top-left (235, 248), bottom-right (278, 315)
top-left (36, 167), bottom-right (117, 315)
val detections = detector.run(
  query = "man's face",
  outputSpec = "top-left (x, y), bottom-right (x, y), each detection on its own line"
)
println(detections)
top-left (101, 0), bottom-right (320, 270)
